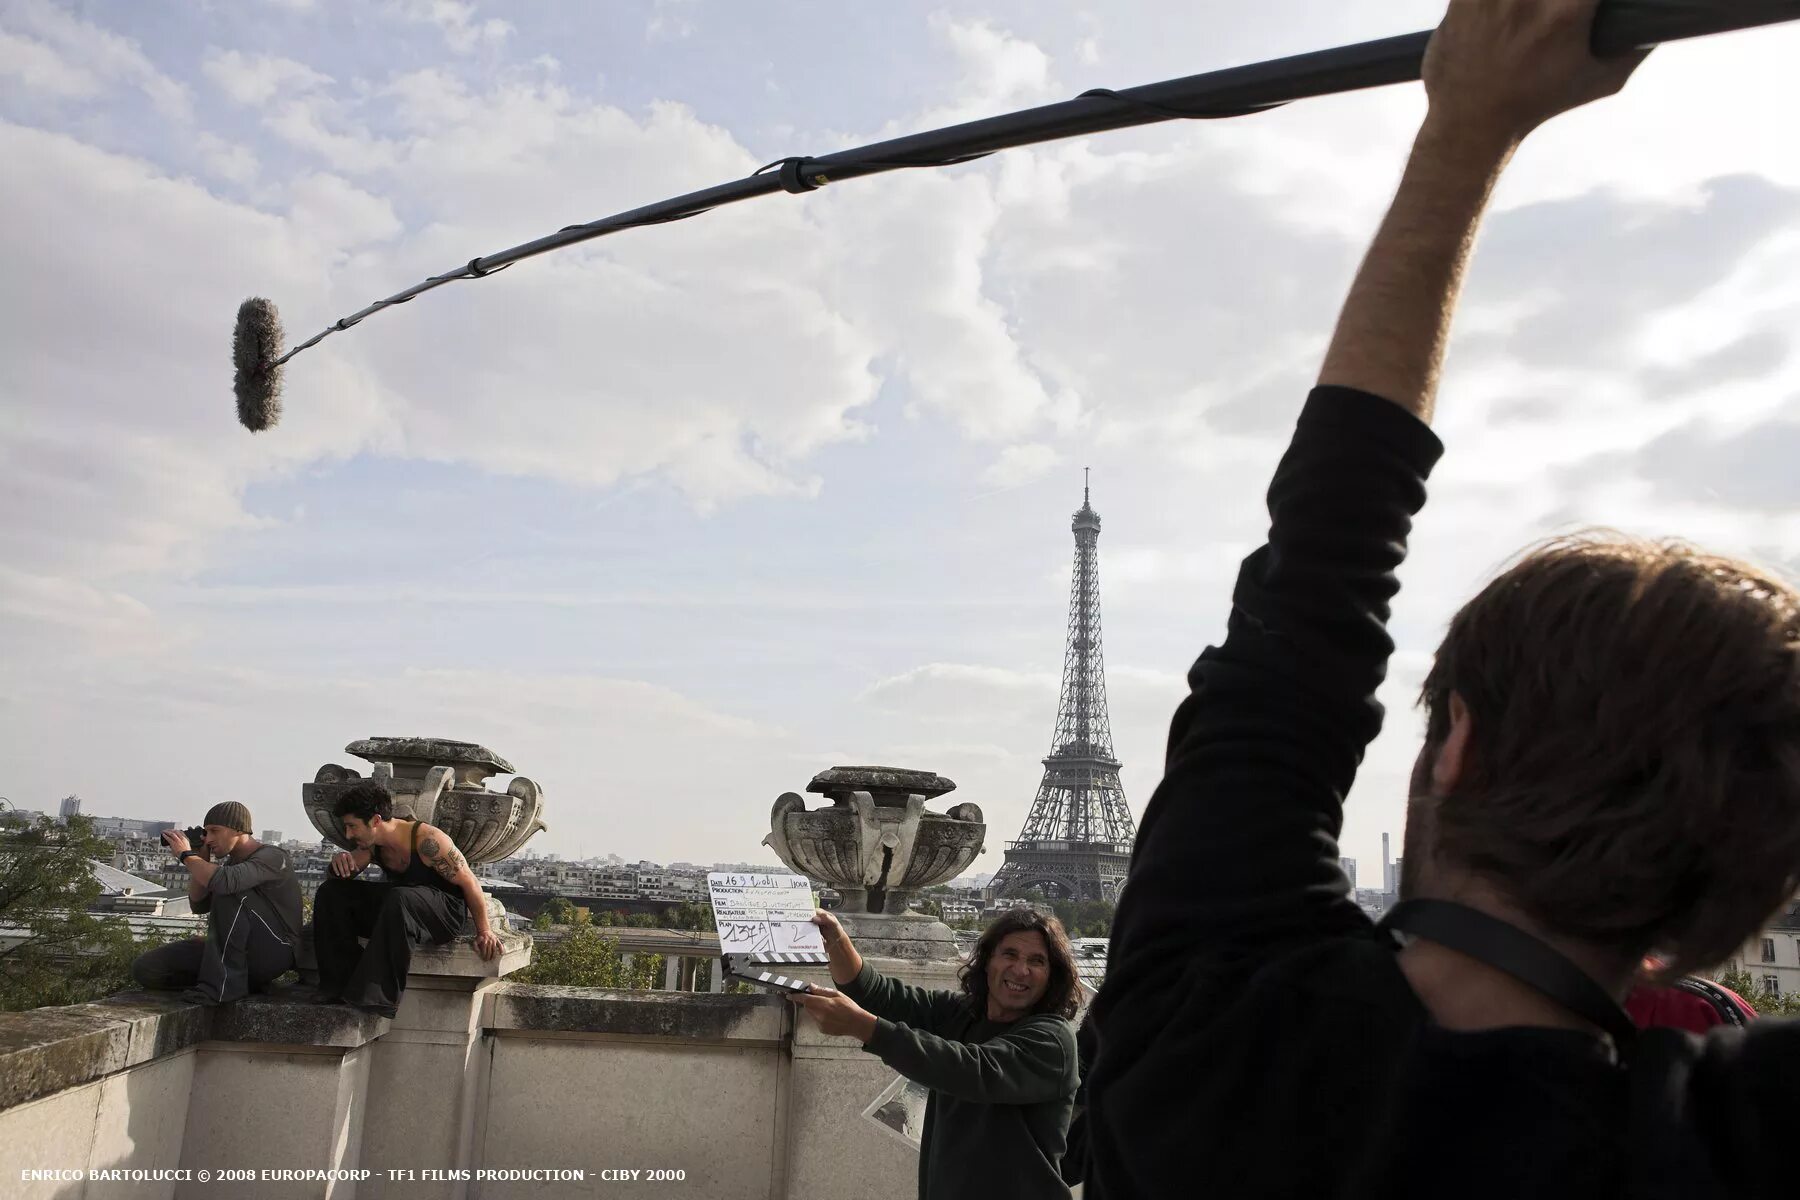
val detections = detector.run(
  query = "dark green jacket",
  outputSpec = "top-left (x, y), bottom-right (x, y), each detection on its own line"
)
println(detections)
top-left (846, 962), bottom-right (1077, 1200)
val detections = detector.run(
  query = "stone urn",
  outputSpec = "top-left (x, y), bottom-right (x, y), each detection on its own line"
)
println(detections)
top-left (764, 765), bottom-right (985, 959)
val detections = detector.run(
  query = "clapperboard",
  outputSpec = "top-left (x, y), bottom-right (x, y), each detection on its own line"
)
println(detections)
top-left (720, 953), bottom-right (825, 994)
top-left (708, 872), bottom-right (830, 995)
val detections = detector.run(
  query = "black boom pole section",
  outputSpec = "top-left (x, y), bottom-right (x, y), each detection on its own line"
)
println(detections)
top-left (235, 0), bottom-right (1800, 420)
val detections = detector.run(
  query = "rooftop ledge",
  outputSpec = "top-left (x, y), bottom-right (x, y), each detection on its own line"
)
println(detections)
top-left (0, 983), bottom-right (790, 1115)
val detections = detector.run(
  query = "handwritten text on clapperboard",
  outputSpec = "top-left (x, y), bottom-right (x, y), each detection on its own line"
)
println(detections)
top-left (707, 872), bottom-right (826, 956)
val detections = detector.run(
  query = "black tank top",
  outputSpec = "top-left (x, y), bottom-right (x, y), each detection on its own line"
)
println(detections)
top-left (381, 821), bottom-right (464, 898)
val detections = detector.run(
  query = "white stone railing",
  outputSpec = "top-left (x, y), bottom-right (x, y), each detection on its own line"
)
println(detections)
top-left (0, 940), bottom-right (952, 1199)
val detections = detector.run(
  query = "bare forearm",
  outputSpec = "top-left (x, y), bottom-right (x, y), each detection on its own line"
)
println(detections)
top-left (1317, 117), bottom-right (1516, 423)
top-left (461, 879), bottom-right (491, 934)
top-left (183, 856), bottom-right (218, 888)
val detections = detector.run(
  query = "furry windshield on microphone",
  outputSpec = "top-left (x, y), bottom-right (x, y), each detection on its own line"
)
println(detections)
top-left (233, 297), bottom-right (285, 432)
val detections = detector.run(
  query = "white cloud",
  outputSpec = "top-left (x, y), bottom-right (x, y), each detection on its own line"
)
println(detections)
top-left (0, 0), bottom-right (190, 120)
top-left (287, 172), bottom-right (402, 247)
top-left (202, 48), bottom-right (333, 107)
top-left (980, 442), bottom-right (1061, 488)
top-left (195, 131), bottom-right (258, 184)
top-left (265, 93), bottom-right (403, 173)
top-left (860, 662), bottom-right (1058, 721)
top-left (0, 27), bottom-right (99, 99)
top-left (647, 0), bottom-right (698, 42)
top-left (0, 567), bottom-right (159, 643)
top-left (387, 0), bottom-right (512, 54)
top-left (0, 121), bottom-right (389, 584)
top-left (920, 15), bottom-right (1056, 126)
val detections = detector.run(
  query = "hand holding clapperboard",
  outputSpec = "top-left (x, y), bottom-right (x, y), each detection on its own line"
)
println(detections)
top-left (707, 872), bottom-right (830, 993)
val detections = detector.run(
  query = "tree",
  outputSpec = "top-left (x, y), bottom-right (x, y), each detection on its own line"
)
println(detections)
top-left (0, 815), bottom-right (172, 1011)
top-left (665, 902), bottom-right (715, 932)
top-left (513, 924), bottom-right (664, 990)
top-left (1049, 898), bottom-right (1117, 940)
top-left (537, 896), bottom-right (579, 926)
top-left (1715, 967), bottom-right (1800, 1018)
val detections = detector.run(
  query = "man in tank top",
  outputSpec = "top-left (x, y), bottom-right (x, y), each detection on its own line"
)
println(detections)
top-left (311, 781), bottom-right (504, 1018)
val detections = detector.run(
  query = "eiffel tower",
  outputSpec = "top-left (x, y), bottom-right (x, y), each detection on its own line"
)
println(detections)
top-left (991, 473), bottom-right (1136, 902)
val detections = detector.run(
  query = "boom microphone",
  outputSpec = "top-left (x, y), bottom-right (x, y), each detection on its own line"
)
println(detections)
top-left (233, 297), bottom-right (284, 433)
top-left (229, 0), bottom-right (1800, 431)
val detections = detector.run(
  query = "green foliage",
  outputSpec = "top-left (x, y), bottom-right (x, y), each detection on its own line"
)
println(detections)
top-left (1049, 899), bottom-right (1117, 940)
top-left (537, 896), bottom-right (580, 926)
top-left (1715, 967), bottom-right (1800, 1018)
top-left (665, 902), bottom-right (714, 932)
top-left (513, 923), bottom-right (664, 990)
top-left (0, 816), bottom-right (173, 1012)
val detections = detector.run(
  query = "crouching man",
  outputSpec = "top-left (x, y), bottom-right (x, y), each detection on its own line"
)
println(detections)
top-left (131, 802), bottom-right (302, 1005)
top-left (789, 907), bottom-right (1081, 1200)
top-left (311, 782), bottom-right (502, 1018)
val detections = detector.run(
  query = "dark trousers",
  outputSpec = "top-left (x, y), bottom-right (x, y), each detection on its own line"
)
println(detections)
top-left (131, 890), bottom-right (296, 1004)
top-left (312, 876), bottom-right (466, 1015)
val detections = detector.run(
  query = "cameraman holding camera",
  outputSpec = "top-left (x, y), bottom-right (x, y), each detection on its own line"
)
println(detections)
top-left (130, 802), bottom-right (303, 1005)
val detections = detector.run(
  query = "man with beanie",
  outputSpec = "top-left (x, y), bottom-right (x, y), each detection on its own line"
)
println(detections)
top-left (131, 802), bottom-right (304, 1005)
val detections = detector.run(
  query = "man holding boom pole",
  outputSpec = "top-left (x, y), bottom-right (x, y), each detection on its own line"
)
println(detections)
top-left (1084, 1), bottom-right (1800, 1197)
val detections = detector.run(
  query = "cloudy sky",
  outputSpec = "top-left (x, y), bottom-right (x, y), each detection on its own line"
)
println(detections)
top-left (3, 1), bottom-right (1798, 883)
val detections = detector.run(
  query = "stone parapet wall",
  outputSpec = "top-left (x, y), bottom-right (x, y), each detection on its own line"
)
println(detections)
top-left (0, 957), bottom-right (951, 1200)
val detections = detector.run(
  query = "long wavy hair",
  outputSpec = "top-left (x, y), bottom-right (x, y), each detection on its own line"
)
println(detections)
top-left (959, 908), bottom-right (1081, 1020)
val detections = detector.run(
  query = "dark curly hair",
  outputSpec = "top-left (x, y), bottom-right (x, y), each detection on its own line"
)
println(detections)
top-left (959, 908), bottom-right (1081, 1020)
top-left (332, 782), bottom-right (395, 824)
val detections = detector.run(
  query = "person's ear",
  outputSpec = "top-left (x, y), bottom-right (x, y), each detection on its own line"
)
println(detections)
top-left (1430, 691), bottom-right (1474, 795)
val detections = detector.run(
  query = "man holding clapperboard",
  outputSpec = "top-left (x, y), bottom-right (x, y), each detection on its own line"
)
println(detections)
top-left (708, 871), bottom-right (1081, 1200)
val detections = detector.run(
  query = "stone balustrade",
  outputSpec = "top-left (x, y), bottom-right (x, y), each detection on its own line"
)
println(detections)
top-left (0, 942), bottom-right (951, 1200)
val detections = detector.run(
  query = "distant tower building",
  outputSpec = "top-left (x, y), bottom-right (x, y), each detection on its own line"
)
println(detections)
top-left (1340, 857), bottom-right (1357, 890)
top-left (1382, 832), bottom-right (1394, 895)
top-left (991, 474), bottom-right (1138, 903)
top-left (59, 795), bottom-right (83, 820)
top-left (262, 830), bottom-right (284, 845)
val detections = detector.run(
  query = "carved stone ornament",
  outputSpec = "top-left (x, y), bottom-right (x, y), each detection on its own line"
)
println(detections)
top-left (303, 736), bottom-right (547, 867)
top-left (764, 765), bottom-right (985, 918)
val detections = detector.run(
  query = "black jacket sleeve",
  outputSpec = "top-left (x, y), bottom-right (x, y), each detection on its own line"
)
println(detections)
top-left (207, 847), bottom-right (293, 897)
top-left (1096, 387), bottom-right (1442, 1029)
top-left (842, 962), bottom-right (966, 1031)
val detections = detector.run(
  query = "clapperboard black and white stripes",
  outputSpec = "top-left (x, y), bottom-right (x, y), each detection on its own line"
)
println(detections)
top-left (755, 951), bottom-right (831, 966)
top-left (721, 954), bottom-right (823, 994)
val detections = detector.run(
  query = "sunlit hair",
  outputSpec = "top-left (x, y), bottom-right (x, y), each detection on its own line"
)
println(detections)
top-left (959, 908), bottom-right (1081, 1020)
top-left (332, 783), bottom-right (395, 825)
top-left (1420, 531), bottom-right (1800, 978)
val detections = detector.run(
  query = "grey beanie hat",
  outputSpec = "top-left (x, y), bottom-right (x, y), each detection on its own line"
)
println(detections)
top-left (203, 801), bottom-right (254, 834)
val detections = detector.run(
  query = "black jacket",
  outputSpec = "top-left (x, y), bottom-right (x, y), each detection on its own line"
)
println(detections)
top-left (848, 962), bottom-right (1078, 1200)
top-left (1084, 386), bottom-right (1799, 1199)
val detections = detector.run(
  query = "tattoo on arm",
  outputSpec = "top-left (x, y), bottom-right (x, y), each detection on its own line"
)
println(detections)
top-left (421, 834), bottom-right (469, 885)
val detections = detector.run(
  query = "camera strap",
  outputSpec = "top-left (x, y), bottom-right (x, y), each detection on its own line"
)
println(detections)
top-left (1379, 899), bottom-right (1637, 1050)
